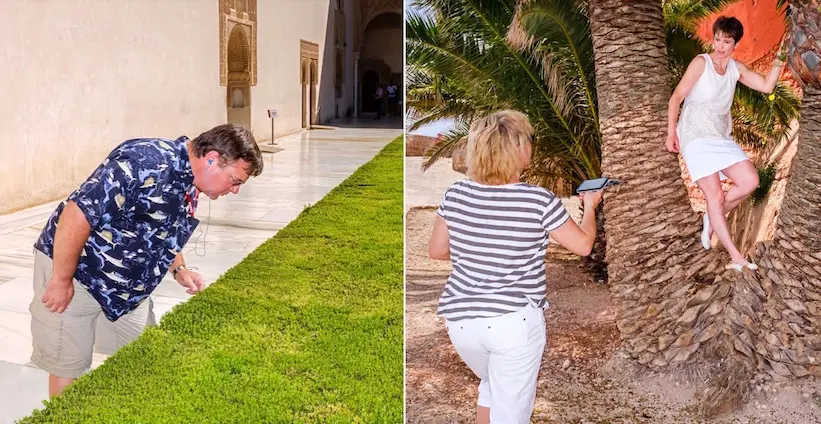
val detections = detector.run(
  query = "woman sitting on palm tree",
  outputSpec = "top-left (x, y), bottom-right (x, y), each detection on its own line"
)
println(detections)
top-left (666, 16), bottom-right (787, 272)
top-left (428, 110), bottom-right (602, 424)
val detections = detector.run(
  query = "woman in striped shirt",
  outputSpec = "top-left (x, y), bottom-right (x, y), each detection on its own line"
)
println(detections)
top-left (429, 110), bottom-right (603, 424)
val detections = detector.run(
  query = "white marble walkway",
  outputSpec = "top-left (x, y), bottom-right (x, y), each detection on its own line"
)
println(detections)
top-left (0, 118), bottom-right (401, 423)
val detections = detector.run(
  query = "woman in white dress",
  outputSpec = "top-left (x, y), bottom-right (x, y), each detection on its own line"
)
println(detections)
top-left (666, 16), bottom-right (787, 272)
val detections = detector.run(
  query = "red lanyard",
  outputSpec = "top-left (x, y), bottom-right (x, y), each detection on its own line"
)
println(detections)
top-left (185, 189), bottom-right (198, 217)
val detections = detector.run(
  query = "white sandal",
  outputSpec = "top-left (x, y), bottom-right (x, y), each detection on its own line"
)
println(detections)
top-left (725, 262), bottom-right (759, 272)
top-left (701, 213), bottom-right (711, 250)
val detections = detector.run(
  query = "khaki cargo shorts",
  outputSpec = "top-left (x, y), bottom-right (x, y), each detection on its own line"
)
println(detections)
top-left (29, 249), bottom-right (154, 378)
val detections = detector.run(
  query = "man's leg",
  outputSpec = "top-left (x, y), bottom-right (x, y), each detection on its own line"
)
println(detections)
top-left (49, 376), bottom-right (75, 397)
top-left (29, 250), bottom-right (101, 397)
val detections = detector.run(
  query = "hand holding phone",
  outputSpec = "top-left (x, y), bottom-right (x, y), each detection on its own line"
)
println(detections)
top-left (576, 177), bottom-right (622, 194)
top-left (580, 190), bottom-right (604, 211)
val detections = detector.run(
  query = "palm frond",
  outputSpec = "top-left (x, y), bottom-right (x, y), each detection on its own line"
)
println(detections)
top-left (666, 23), bottom-right (708, 81)
top-left (508, 0), bottom-right (598, 129)
top-left (664, 0), bottom-right (740, 34)
top-left (407, 102), bottom-right (478, 132)
top-left (731, 82), bottom-right (801, 148)
top-left (422, 122), bottom-right (470, 171)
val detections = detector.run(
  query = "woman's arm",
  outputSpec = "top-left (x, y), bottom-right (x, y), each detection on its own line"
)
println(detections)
top-left (666, 56), bottom-right (706, 152)
top-left (549, 190), bottom-right (603, 257)
top-left (429, 214), bottom-right (451, 260)
top-left (737, 60), bottom-right (783, 94)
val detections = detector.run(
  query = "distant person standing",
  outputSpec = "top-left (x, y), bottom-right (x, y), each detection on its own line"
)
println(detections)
top-left (374, 84), bottom-right (385, 120)
top-left (386, 80), bottom-right (399, 117)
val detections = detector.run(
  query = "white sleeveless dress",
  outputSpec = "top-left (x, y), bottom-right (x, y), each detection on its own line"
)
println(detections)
top-left (677, 53), bottom-right (750, 182)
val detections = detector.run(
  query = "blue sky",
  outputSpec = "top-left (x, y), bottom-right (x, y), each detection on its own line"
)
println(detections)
top-left (404, 1), bottom-right (456, 137)
top-left (405, 1), bottom-right (426, 15)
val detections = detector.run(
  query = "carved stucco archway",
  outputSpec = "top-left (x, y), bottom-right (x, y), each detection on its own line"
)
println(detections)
top-left (226, 26), bottom-right (252, 128)
top-left (352, 0), bottom-right (401, 117)
top-left (300, 40), bottom-right (319, 128)
top-left (220, 0), bottom-right (257, 128)
top-left (356, 0), bottom-right (402, 49)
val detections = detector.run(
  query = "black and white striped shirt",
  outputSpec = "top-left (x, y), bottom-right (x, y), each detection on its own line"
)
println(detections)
top-left (437, 180), bottom-right (570, 321)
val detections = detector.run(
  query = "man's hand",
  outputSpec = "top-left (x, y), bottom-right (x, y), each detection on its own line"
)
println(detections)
top-left (41, 277), bottom-right (75, 313)
top-left (175, 269), bottom-right (205, 295)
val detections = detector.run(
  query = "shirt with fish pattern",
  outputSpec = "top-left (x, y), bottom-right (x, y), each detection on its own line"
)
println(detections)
top-left (34, 137), bottom-right (200, 321)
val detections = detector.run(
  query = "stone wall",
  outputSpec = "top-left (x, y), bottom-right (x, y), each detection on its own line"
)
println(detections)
top-left (405, 134), bottom-right (437, 156)
top-left (0, 1), bottom-right (341, 215)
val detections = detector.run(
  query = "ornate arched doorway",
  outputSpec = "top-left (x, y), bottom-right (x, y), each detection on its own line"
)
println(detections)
top-left (226, 26), bottom-right (251, 128)
top-left (361, 69), bottom-right (380, 114)
top-left (358, 10), bottom-right (402, 116)
top-left (300, 40), bottom-right (319, 129)
top-left (219, 0), bottom-right (257, 129)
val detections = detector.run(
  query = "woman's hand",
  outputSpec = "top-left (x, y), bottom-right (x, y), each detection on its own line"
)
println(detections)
top-left (580, 189), bottom-right (603, 211)
top-left (552, 192), bottom-right (602, 257)
top-left (666, 131), bottom-right (680, 153)
top-left (776, 36), bottom-right (788, 63)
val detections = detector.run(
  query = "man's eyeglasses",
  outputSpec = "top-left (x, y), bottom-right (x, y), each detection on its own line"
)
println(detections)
top-left (228, 170), bottom-right (247, 187)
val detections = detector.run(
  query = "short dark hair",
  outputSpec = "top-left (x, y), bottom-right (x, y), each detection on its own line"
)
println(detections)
top-left (190, 124), bottom-right (263, 177)
top-left (713, 16), bottom-right (743, 43)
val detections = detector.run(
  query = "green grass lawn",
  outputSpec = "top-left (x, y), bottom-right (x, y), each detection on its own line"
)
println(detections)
top-left (21, 137), bottom-right (404, 423)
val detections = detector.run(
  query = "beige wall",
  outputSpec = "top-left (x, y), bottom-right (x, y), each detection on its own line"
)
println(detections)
top-left (0, 1), bottom-right (222, 214)
top-left (0, 0), bottom-right (348, 215)
top-left (254, 0), bottom-right (335, 135)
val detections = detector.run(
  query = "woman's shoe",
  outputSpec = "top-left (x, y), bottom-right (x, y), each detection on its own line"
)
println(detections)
top-left (701, 213), bottom-right (711, 250)
top-left (725, 261), bottom-right (759, 272)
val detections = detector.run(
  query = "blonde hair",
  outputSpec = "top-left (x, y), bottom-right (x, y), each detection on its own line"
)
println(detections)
top-left (466, 110), bottom-right (533, 185)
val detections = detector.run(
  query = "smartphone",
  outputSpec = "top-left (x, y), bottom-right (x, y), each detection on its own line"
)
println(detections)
top-left (576, 177), bottom-right (622, 194)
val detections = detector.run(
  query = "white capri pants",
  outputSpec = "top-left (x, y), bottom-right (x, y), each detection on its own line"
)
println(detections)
top-left (445, 305), bottom-right (546, 424)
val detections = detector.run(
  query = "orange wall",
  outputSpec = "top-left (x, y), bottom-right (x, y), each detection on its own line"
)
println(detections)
top-left (697, 0), bottom-right (787, 64)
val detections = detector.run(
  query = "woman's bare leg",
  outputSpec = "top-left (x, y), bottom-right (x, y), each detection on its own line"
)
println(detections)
top-left (477, 406), bottom-right (490, 424)
top-left (703, 161), bottom-right (759, 239)
top-left (697, 174), bottom-right (747, 264)
top-left (721, 160), bottom-right (760, 213)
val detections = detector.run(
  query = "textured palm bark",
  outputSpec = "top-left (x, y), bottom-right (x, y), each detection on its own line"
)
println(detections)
top-left (590, 0), bottom-right (724, 360)
top-left (720, 0), bottom-right (821, 406)
top-left (579, 203), bottom-right (608, 283)
top-left (588, 0), bottom-right (758, 416)
top-left (734, 93), bottom-right (821, 379)
top-left (785, 2), bottom-right (821, 89)
top-left (588, 0), bottom-right (821, 416)
top-left (707, 90), bottom-right (820, 418)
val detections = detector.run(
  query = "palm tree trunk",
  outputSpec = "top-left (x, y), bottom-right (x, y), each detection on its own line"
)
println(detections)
top-left (588, 0), bottom-right (722, 361)
top-left (739, 86), bottom-right (821, 375)
top-left (588, 0), bottom-right (757, 415)
top-left (729, 0), bottom-right (821, 404)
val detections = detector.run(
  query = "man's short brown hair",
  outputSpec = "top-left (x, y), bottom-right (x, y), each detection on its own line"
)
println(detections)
top-left (190, 124), bottom-right (263, 176)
